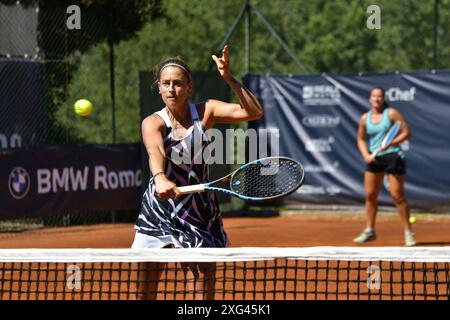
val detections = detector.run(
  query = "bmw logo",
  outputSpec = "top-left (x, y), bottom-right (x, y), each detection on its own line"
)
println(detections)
top-left (8, 167), bottom-right (31, 199)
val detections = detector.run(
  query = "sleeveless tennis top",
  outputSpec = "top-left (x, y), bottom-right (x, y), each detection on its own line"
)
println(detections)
top-left (134, 102), bottom-right (229, 248)
top-left (366, 107), bottom-right (402, 156)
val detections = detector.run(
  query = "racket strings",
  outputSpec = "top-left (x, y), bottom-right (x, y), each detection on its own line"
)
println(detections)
top-left (230, 158), bottom-right (304, 198)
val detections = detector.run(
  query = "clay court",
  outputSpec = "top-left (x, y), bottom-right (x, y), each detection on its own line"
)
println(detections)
top-left (1, 210), bottom-right (449, 248)
top-left (1, 210), bottom-right (450, 300)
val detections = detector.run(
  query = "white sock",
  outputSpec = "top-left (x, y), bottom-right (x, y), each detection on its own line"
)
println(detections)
top-left (405, 229), bottom-right (414, 236)
top-left (365, 227), bottom-right (375, 233)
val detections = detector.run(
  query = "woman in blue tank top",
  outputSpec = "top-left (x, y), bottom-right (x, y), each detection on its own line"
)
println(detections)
top-left (132, 45), bottom-right (263, 299)
top-left (353, 87), bottom-right (416, 247)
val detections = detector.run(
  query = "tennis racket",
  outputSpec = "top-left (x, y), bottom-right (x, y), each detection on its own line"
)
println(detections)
top-left (178, 156), bottom-right (305, 201)
top-left (370, 121), bottom-right (401, 159)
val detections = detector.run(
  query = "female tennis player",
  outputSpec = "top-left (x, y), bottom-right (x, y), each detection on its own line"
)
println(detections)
top-left (131, 45), bottom-right (263, 299)
top-left (353, 87), bottom-right (416, 246)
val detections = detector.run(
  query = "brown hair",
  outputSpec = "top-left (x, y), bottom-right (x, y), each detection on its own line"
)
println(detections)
top-left (370, 86), bottom-right (385, 96)
top-left (153, 57), bottom-right (192, 87)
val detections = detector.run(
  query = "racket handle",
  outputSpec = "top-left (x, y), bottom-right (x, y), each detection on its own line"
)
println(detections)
top-left (178, 184), bottom-right (206, 195)
top-left (369, 150), bottom-right (379, 161)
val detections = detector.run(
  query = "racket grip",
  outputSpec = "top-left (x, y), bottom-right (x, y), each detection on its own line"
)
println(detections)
top-left (178, 184), bottom-right (206, 195)
top-left (371, 147), bottom-right (382, 158)
top-left (368, 151), bottom-right (378, 161)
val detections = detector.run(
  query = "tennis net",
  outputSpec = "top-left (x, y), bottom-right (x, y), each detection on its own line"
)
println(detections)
top-left (0, 247), bottom-right (449, 300)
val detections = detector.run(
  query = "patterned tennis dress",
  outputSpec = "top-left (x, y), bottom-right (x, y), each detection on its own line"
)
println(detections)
top-left (133, 103), bottom-right (229, 248)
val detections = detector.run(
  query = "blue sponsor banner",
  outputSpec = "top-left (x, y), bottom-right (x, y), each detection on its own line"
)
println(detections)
top-left (245, 71), bottom-right (450, 209)
top-left (0, 144), bottom-right (142, 220)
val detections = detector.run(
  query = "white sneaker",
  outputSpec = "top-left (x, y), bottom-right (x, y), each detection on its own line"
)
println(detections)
top-left (353, 230), bottom-right (376, 243)
top-left (405, 232), bottom-right (417, 246)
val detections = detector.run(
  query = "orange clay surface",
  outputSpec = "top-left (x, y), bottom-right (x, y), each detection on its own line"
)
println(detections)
top-left (1, 211), bottom-right (449, 248)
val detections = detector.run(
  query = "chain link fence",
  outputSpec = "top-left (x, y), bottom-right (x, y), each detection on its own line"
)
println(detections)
top-left (0, 1), bottom-right (135, 231)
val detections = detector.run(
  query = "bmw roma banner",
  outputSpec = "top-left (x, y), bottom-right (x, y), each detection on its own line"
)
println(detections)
top-left (0, 144), bottom-right (142, 220)
top-left (245, 71), bottom-right (450, 209)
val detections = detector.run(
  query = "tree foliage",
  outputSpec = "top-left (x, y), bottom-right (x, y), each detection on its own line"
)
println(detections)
top-left (50, 0), bottom-right (450, 144)
top-left (33, 0), bottom-right (165, 144)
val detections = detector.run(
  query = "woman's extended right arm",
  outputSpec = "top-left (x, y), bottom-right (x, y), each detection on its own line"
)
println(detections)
top-left (141, 114), bottom-right (180, 200)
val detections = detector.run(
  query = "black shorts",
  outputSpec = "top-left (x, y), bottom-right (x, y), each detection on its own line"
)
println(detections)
top-left (366, 153), bottom-right (406, 175)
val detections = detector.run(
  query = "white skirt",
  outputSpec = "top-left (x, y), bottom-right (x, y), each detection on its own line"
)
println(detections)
top-left (131, 232), bottom-right (181, 249)
top-left (131, 231), bottom-right (232, 249)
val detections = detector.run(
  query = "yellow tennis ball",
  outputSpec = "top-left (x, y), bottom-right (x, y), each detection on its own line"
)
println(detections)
top-left (409, 216), bottom-right (417, 224)
top-left (74, 99), bottom-right (93, 116)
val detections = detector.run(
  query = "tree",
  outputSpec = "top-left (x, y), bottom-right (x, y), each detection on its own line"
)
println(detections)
top-left (35, 0), bottom-right (165, 144)
top-left (54, 0), bottom-right (450, 144)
